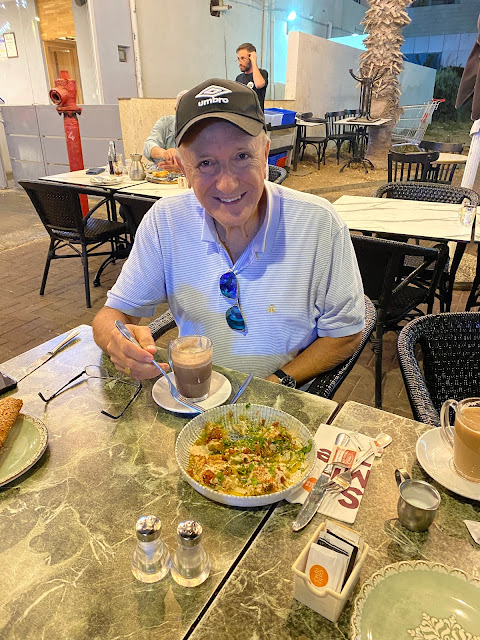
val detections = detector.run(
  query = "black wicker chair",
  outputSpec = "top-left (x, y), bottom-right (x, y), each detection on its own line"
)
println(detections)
top-left (419, 140), bottom-right (464, 185)
top-left (351, 234), bottom-right (448, 408)
top-left (19, 180), bottom-right (128, 308)
top-left (268, 165), bottom-right (288, 184)
top-left (387, 150), bottom-right (439, 183)
top-left (397, 312), bottom-right (480, 427)
top-left (147, 296), bottom-right (376, 401)
top-left (373, 182), bottom-right (480, 312)
top-left (114, 193), bottom-right (156, 238)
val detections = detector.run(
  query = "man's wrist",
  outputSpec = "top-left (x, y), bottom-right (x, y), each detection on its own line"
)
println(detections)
top-left (273, 369), bottom-right (297, 388)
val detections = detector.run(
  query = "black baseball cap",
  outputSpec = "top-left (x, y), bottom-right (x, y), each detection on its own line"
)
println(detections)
top-left (175, 78), bottom-right (266, 146)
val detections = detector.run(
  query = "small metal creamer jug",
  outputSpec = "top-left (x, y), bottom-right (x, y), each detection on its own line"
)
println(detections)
top-left (395, 469), bottom-right (440, 532)
top-left (129, 153), bottom-right (146, 180)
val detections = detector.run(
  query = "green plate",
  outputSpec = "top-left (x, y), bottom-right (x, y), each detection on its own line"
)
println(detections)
top-left (0, 413), bottom-right (48, 487)
top-left (351, 561), bottom-right (480, 640)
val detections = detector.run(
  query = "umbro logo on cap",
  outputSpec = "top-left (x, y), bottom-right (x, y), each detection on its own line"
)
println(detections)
top-left (195, 84), bottom-right (232, 106)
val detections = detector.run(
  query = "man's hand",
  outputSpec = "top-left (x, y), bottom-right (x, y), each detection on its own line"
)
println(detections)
top-left (249, 50), bottom-right (258, 67)
top-left (107, 323), bottom-right (168, 380)
top-left (92, 308), bottom-right (168, 380)
top-left (157, 148), bottom-right (181, 172)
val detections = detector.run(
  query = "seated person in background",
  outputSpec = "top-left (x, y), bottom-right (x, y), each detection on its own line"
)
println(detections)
top-left (236, 42), bottom-right (268, 110)
top-left (143, 89), bottom-right (187, 172)
top-left (93, 79), bottom-right (365, 389)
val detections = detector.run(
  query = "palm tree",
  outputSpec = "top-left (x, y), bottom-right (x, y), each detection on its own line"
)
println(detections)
top-left (359, 0), bottom-right (413, 166)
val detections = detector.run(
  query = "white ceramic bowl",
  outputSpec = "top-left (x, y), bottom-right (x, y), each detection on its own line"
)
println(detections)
top-left (175, 403), bottom-right (316, 507)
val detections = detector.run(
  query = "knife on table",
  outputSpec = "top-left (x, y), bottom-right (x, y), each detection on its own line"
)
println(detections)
top-left (292, 432), bottom-right (350, 532)
top-left (17, 329), bottom-right (81, 382)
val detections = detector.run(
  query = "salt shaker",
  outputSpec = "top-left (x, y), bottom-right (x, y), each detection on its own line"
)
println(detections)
top-left (132, 515), bottom-right (171, 583)
top-left (171, 520), bottom-right (210, 587)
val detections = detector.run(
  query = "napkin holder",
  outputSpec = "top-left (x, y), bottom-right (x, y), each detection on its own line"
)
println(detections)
top-left (291, 522), bottom-right (368, 622)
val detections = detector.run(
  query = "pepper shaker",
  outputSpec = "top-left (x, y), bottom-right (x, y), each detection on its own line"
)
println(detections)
top-left (132, 515), bottom-right (171, 583)
top-left (171, 520), bottom-right (210, 587)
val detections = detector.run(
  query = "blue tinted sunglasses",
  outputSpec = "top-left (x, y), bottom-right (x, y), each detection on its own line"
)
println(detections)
top-left (219, 271), bottom-right (246, 332)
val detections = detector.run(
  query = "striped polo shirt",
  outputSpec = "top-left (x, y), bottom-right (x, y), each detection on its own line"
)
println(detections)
top-left (106, 181), bottom-right (365, 378)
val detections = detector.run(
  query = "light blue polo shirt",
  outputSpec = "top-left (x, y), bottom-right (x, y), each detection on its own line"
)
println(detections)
top-left (106, 181), bottom-right (365, 377)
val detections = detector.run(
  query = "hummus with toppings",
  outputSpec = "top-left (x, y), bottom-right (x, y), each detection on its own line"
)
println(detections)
top-left (187, 417), bottom-right (312, 496)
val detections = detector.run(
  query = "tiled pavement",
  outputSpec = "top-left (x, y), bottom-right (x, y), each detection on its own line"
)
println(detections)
top-left (0, 184), bottom-right (476, 421)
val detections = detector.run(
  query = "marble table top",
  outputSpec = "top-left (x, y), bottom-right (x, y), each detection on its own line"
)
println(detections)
top-left (189, 401), bottom-right (480, 640)
top-left (334, 194), bottom-right (474, 243)
top-left (40, 168), bottom-right (145, 191)
top-left (0, 326), bottom-right (337, 640)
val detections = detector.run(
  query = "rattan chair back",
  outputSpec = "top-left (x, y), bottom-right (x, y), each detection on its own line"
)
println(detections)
top-left (114, 193), bottom-right (156, 237)
top-left (398, 312), bottom-right (480, 426)
top-left (373, 181), bottom-right (479, 206)
top-left (21, 179), bottom-right (86, 237)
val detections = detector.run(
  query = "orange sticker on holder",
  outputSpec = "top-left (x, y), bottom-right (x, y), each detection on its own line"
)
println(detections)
top-left (303, 477), bottom-right (317, 492)
top-left (310, 564), bottom-right (329, 588)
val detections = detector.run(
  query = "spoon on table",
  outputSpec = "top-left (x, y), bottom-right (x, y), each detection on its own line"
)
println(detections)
top-left (114, 320), bottom-right (205, 413)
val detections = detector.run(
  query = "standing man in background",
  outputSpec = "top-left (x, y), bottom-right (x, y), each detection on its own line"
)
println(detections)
top-left (235, 43), bottom-right (268, 110)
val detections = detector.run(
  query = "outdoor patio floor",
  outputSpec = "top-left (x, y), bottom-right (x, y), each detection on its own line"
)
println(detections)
top-left (1, 159), bottom-right (478, 420)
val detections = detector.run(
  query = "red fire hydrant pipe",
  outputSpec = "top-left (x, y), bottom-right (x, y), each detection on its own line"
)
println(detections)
top-left (49, 71), bottom-right (88, 216)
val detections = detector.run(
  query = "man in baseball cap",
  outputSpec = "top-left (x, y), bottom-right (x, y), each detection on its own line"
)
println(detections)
top-left (93, 77), bottom-right (364, 393)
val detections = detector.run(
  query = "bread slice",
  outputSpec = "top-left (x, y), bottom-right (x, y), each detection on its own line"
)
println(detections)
top-left (0, 397), bottom-right (23, 447)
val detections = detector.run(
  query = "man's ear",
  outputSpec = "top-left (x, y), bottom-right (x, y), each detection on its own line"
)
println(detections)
top-left (176, 151), bottom-right (186, 175)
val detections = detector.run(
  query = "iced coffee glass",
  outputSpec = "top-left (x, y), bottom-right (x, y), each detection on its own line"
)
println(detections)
top-left (440, 397), bottom-right (480, 482)
top-left (168, 336), bottom-right (213, 401)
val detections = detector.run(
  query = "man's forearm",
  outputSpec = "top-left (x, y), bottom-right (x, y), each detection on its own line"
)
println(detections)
top-left (266, 332), bottom-right (363, 386)
top-left (150, 146), bottom-right (168, 161)
top-left (251, 65), bottom-right (266, 89)
top-left (92, 306), bottom-right (140, 353)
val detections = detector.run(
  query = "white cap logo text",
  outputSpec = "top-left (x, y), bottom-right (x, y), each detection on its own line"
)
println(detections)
top-left (195, 85), bottom-right (232, 107)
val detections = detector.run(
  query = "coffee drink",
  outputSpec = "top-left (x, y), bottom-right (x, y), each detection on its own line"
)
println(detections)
top-left (441, 398), bottom-right (480, 483)
top-left (169, 336), bottom-right (212, 401)
top-left (454, 406), bottom-right (480, 482)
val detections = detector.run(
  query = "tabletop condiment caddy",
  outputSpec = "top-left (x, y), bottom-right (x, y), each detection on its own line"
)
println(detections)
top-left (292, 519), bottom-right (368, 622)
top-left (132, 515), bottom-right (210, 587)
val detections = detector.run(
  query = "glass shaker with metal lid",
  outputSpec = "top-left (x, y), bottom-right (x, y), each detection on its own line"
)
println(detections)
top-left (132, 515), bottom-right (171, 583)
top-left (171, 520), bottom-right (210, 587)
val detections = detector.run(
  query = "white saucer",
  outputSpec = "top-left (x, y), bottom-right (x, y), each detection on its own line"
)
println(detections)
top-left (416, 428), bottom-right (480, 501)
top-left (151, 371), bottom-right (232, 414)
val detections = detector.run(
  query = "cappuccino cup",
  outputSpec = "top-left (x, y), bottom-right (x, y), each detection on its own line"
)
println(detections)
top-left (440, 397), bottom-right (480, 483)
top-left (168, 336), bottom-right (212, 401)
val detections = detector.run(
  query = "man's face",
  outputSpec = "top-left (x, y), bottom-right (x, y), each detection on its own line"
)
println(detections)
top-left (177, 120), bottom-right (269, 232)
top-left (237, 49), bottom-right (252, 73)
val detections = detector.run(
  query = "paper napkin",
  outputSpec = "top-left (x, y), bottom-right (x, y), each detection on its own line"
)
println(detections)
top-left (464, 520), bottom-right (480, 545)
top-left (287, 424), bottom-right (375, 524)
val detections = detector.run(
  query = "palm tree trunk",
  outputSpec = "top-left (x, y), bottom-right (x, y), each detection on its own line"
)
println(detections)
top-left (360, 0), bottom-right (413, 168)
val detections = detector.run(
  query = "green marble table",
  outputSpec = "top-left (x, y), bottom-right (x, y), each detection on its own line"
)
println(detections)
top-left (188, 401), bottom-right (480, 640)
top-left (0, 325), bottom-right (337, 640)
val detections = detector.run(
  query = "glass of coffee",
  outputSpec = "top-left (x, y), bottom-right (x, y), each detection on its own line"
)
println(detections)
top-left (440, 397), bottom-right (480, 482)
top-left (168, 336), bottom-right (213, 401)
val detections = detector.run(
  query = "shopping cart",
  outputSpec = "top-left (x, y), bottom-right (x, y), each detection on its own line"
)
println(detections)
top-left (391, 99), bottom-right (445, 148)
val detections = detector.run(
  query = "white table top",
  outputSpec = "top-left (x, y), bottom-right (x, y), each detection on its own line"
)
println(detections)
top-left (117, 181), bottom-right (189, 198)
top-left (334, 195), bottom-right (474, 243)
top-left (433, 152), bottom-right (468, 165)
top-left (335, 117), bottom-right (390, 127)
top-left (40, 168), bottom-right (145, 190)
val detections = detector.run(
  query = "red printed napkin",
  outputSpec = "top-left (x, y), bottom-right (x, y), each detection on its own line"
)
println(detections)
top-left (287, 424), bottom-right (375, 524)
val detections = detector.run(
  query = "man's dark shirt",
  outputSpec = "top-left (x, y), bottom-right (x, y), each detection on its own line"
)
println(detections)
top-left (235, 69), bottom-right (268, 110)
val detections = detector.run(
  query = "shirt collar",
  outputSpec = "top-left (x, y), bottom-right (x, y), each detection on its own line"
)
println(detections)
top-left (200, 180), bottom-right (280, 257)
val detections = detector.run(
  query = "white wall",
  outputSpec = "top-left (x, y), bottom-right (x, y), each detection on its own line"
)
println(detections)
top-left (88, 0), bottom-right (137, 104)
top-left (285, 31), bottom-right (436, 118)
top-left (72, 0), bottom-right (101, 105)
top-left (0, 0), bottom-right (49, 105)
top-left (136, 0), bottom-right (263, 97)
